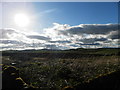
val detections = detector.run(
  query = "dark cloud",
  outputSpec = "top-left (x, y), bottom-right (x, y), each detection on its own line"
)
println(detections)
top-left (80, 38), bottom-right (100, 44)
top-left (27, 35), bottom-right (51, 40)
top-left (49, 40), bottom-right (71, 43)
top-left (94, 38), bottom-right (108, 41)
top-left (60, 24), bottom-right (119, 35)
top-left (1, 40), bottom-right (20, 44)
top-left (75, 37), bottom-right (107, 45)
top-left (80, 43), bottom-right (101, 46)
top-left (1, 46), bottom-right (14, 49)
top-left (69, 44), bottom-right (80, 47)
top-left (0, 40), bottom-right (26, 45)
top-left (107, 31), bottom-right (120, 39)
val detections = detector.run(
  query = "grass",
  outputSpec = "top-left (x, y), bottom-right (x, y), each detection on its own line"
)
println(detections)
top-left (2, 48), bottom-right (120, 89)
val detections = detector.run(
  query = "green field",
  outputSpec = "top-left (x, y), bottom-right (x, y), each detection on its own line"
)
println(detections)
top-left (2, 48), bottom-right (120, 89)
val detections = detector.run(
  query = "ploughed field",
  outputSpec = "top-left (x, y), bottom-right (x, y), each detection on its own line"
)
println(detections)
top-left (2, 48), bottom-right (120, 89)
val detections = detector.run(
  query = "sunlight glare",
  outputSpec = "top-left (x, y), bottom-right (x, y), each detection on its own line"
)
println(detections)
top-left (14, 13), bottom-right (30, 27)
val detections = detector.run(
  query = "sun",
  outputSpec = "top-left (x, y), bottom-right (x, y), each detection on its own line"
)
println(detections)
top-left (14, 13), bottom-right (30, 27)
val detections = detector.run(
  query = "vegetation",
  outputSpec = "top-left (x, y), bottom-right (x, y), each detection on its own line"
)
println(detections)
top-left (2, 48), bottom-right (120, 89)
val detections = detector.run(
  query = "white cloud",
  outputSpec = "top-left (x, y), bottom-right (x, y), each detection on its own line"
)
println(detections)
top-left (0, 28), bottom-right (50, 50)
top-left (1, 23), bottom-right (119, 50)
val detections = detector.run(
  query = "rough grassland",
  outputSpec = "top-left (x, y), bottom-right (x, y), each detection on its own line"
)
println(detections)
top-left (2, 48), bottom-right (120, 89)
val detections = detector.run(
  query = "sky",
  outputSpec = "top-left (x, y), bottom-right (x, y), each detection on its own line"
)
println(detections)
top-left (0, 2), bottom-right (119, 50)
top-left (1, 2), bottom-right (118, 30)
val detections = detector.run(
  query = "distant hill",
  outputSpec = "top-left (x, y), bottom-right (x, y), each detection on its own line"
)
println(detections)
top-left (2, 48), bottom-right (120, 60)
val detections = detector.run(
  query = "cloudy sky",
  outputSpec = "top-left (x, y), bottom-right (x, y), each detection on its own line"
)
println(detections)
top-left (0, 2), bottom-right (119, 50)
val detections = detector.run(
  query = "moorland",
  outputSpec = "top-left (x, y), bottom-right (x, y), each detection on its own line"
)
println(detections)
top-left (1, 48), bottom-right (120, 90)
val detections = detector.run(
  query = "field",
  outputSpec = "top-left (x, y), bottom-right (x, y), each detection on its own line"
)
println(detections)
top-left (2, 48), bottom-right (120, 89)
